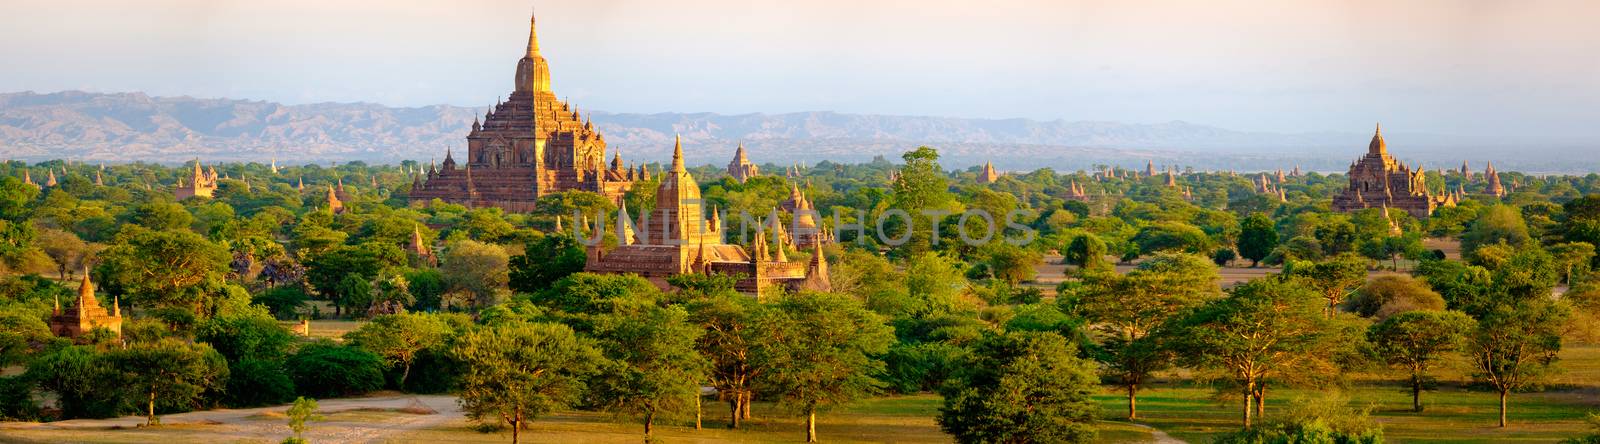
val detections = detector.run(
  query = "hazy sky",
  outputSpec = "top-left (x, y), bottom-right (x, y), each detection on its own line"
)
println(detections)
top-left (3, 0), bottom-right (1599, 140)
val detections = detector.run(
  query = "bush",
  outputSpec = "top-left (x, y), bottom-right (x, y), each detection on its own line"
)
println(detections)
top-left (197, 313), bottom-right (296, 362)
top-left (1213, 248), bottom-right (1238, 266)
top-left (1212, 395), bottom-right (1384, 444)
top-left (0, 376), bottom-right (40, 420)
top-left (227, 359), bottom-right (296, 407)
top-left (286, 341), bottom-right (386, 398)
top-left (399, 347), bottom-right (462, 393)
top-left (1345, 275), bottom-right (1445, 320)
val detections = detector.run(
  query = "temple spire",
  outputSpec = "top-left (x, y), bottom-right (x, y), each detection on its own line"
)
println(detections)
top-left (526, 10), bottom-right (540, 57)
top-left (670, 134), bottom-right (685, 173)
top-left (1369, 122), bottom-right (1387, 155)
top-left (514, 10), bottom-right (552, 93)
top-left (77, 266), bottom-right (97, 311)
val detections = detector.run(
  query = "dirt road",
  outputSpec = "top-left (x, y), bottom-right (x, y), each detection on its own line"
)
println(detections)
top-left (0, 394), bottom-right (462, 444)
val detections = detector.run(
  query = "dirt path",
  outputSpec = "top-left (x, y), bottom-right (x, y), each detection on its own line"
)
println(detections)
top-left (1131, 423), bottom-right (1187, 444)
top-left (0, 394), bottom-right (463, 444)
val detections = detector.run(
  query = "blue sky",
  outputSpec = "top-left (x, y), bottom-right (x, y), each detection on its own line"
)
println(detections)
top-left (3, 0), bottom-right (1598, 141)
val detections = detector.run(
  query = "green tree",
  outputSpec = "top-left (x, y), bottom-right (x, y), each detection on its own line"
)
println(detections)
top-left (980, 243), bottom-right (1041, 285)
top-left (453, 322), bottom-right (601, 444)
top-left (757, 292), bottom-right (895, 443)
top-left (1345, 274), bottom-right (1446, 320)
top-left (1288, 254), bottom-right (1371, 316)
top-left (37, 228), bottom-right (93, 280)
top-left (1469, 298), bottom-right (1568, 427)
top-left (1171, 277), bottom-right (1344, 427)
top-left (891, 146), bottom-right (957, 215)
top-left (590, 305), bottom-right (708, 437)
top-left (902, 252), bottom-right (970, 319)
top-left (282, 396), bottom-right (322, 444)
top-left (1132, 221), bottom-right (1213, 255)
top-left (335, 274), bottom-right (374, 316)
top-left (302, 244), bottom-right (402, 316)
top-left (0, 177), bottom-right (38, 221)
top-left (1236, 212), bottom-right (1278, 267)
top-left (1550, 242), bottom-right (1596, 284)
top-left (96, 226), bottom-right (231, 316)
top-left (27, 345), bottom-right (124, 419)
top-left (937, 331), bottom-right (1099, 444)
top-left (1369, 310), bottom-right (1475, 412)
top-left (507, 233), bottom-right (586, 294)
top-left (1416, 259), bottom-right (1495, 316)
top-left (1062, 233), bottom-right (1110, 273)
top-left (1461, 205), bottom-right (1531, 257)
top-left (527, 273), bottom-right (662, 332)
top-left (1064, 253), bottom-right (1218, 419)
top-left (441, 240), bottom-right (511, 308)
top-left (344, 313), bottom-right (454, 389)
top-left (128, 202), bottom-right (194, 231)
top-left (683, 288), bottom-right (766, 428)
top-left (889, 147), bottom-right (958, 254)
top-left (107, 339), bottom-right (229, 425)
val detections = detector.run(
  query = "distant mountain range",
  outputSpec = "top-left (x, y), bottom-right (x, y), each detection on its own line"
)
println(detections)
top-left (1, 91), bottom-right (1590, 173)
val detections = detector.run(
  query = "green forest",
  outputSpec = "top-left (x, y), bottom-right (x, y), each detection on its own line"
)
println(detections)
top-left (2, 147), bottom-right (1600, 444)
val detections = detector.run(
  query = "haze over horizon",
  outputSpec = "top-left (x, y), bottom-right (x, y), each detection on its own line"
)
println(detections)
top-left (3, 0), bottom-right (1599, 146)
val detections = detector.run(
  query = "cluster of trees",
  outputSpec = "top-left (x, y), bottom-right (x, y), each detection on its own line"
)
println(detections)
top-left (2, 150), bottom-right (1600, 443)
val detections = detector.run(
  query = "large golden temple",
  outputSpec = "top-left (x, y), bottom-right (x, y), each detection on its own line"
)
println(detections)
top-left (411, 13), bottom-right (638, 212)
top-left (1331, 124), bottom-right (1455, 218)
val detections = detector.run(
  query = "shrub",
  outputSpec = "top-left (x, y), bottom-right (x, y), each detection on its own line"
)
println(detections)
top-left (1345, 275), bottom-right (1445, 320)
top-left (1212, 395), bottom-right (1384, 444)
top-left (1213, 248), bottom-right (1238, 266)
top-left (198, 313), bottom-right (297, 362)
top-left (227, 359), bottom-right (297, 407)
top-left (286, 341), bottom-right (385, 398)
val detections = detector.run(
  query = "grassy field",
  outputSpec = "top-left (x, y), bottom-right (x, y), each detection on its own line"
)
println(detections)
top-left (390, 395), bottom-right (954, 444)
top-left (1093, 344), bottom-right (1600, 443)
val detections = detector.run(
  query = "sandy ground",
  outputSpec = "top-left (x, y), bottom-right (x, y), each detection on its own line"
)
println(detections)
top-left (0, 394), bottom-right (462, 444)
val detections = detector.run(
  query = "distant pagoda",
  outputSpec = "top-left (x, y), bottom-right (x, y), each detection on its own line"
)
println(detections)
top-left (977, 161), bottom-right (1000, 184)
top-left (726, 143), bottom-right (759, 183)
top-left (175, 158), bottom-right (219, 200)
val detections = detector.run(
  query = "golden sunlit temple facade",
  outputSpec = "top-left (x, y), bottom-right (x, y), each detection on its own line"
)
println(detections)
top-left (1331, 125), bottom-right (1457, 218)
top-left (410, 14), bottom-right (639, 212)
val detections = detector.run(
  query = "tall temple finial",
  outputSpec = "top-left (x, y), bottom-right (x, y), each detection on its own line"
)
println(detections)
top-left (77, 265), bottom-right (96, 309)
top-left (514, 8), bottom-right (553, 93)
top-left (1369, 122), bottom-right (1387, 155)
top-left (526, 9), bottom-right (540, 57)
top-left (670, 134), bottom-right (685, 173)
